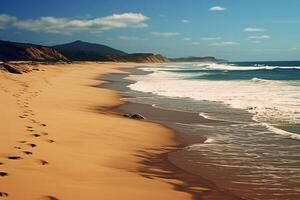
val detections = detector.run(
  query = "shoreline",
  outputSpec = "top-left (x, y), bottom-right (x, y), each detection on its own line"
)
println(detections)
top-left (106, 64), bottom-right (300, 200)
top-left (0, 61), bottom-right (240, 200)
top-left (101, 66), bottom-right (246, 200)
top-left (0, 62), bottom-right (190, 199)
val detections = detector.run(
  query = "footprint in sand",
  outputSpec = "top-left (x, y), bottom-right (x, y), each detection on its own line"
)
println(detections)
top-left (22, 151), bottom-right (33, 155)
top-left (43, 195), bottom-right (59, 200)
top-left (0, 192), bottom-right (8, 197)
top-left (27, 143), bottom-right (37, 148)
top-left (30, 119), bottom-right (37, 123)
top-left (18, 141), bottom-right (27, 144)
top-left (0, 172), bottom-right (8, 177)
top-left (14, 146), bottom-right (22, 150)
top-left (41, 132), bottom-right (48, 136)
top-left (26, 126), bottom-right (34, 131)
top-left (38, 160), bottom-right (49, 165)
top-left (0, 162), bottom-right (3, 165)
top-left (7, 156), bottom-right (22, 160)
top-left (32, 134), bottom-right (41, 137)
top-left (40, 124), bottom-right (47, 127)
top-left (46, 139), bottom-right (55, 143)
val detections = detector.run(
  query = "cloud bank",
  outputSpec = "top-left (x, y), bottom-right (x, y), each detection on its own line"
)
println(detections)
top-left (210, 41), bottom-right (239, 46)
top-left (209, 6), bottom-right (226, 11)
top-left (0, 14), bottom-right (17, 29)
top-left (244, 27), bottom-right (265, 32)
top-left (0, 13), bottom-right (149, 35)
top-left (181, 19), bottom-right (190, 23)
top-left (118, 36), bottom-right (148, 41)
top-left (248, 35), bottom-right (270, 39)
top-left (150, 32), bottom-right (181, 37)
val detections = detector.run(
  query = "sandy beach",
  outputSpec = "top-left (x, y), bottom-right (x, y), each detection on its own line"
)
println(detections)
top-left (0, 62), bottom-right (240, 200)
top-left (1, 1), bottom-right (299, 199)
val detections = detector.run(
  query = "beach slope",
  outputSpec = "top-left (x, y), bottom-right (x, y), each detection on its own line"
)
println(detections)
top-left (0, 62), bottom-right (194, 200)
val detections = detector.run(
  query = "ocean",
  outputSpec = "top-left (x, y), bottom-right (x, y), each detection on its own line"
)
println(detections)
top-left (122, 61), bottom-right (300, 200)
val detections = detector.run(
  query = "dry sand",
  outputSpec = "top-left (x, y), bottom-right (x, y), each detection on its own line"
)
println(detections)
top-left (0, 62), bottom-right (237, 200)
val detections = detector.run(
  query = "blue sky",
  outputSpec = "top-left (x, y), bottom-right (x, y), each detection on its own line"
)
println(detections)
top-left (0, 0), bottom-right (300, 61)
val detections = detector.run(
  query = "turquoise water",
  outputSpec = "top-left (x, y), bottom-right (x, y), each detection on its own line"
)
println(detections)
top-left (182, 68), bottom-right (300, 80)
top-left (125, 61), bottom-right (300, 200)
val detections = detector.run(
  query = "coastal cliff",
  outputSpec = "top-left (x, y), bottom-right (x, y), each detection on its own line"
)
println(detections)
top-left (115, 53), bottom-right (169, 63)
top-left (0, 40), bottom-right (68, 62)
top-left (53, 41), bottom-right (168, 63)
top-left (0, 40), bottom-right (219, 64)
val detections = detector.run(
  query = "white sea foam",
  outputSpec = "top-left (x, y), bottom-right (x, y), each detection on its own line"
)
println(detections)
top-left (128, 64), bottom-right (300, 140)
top-left (192, 63), bottom-right (300, 71)
top-left (263, 123), bottom-right (300, 140)
top-left (204, 138), bottom-right (215, 143)
top-left (199, 112), bottom-right (216, 120)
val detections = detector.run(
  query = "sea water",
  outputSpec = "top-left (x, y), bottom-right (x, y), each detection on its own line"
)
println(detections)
top-left (125, 61), bottom-right (300, 200)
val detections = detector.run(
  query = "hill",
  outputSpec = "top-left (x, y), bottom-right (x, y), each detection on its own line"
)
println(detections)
top-left (52, 40), bottom-right (127, 61)
top-left (0, 39), bottom-right (218, 63)
top-left (116, 53), bottom-right (169, 63)
top-left (0, 40), bottom-right (68, 62)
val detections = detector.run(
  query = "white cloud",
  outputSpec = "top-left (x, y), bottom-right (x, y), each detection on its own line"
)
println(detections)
top-left (191, 42), bottom-right (200, 45)
top-left (248, 35), bottom-right (270, 39)
top-left (210, 41), bottom-right (239, 46)
top-left (183, 37), bottom-right (191, 41)
top-left (201, 37), bottom-right (222, 41)
top-left (0, 13), bottom-right (149, 35)
top-left (244, 27), bottom-right (265, 32)
top-left (150, 32), bottom-right (181, 37)
top-left (0, 14), bottom-right (17, 29)
top-left (118, 36), bottom-right (148, 41)
top-left (181, 19), bottom-right (190, 23)
top-left (209, 6), bottom-right (226, 11)
top-left (251, 40), bottom-right (261, 44)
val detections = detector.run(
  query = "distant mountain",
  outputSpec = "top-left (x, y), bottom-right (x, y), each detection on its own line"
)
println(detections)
top-left (53, 41), bottom-right (168, 62)
top-left (0, 39), bottom-right (218, 63)
top-left (0, 40), bottom-right (68, 62)
top-left (170, 56), bottom-right (220, 62)
top-left (52, 40), bottom-right (127, 61)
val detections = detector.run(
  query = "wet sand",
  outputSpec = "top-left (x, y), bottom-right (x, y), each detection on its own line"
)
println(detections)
top-left (0, 62), bottom-right (242, 200)
top-left (101, 68), bottom-right (246, 200)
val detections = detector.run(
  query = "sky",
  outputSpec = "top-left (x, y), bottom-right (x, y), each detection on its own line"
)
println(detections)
top-left (0, 0), bottom-right (300, 61)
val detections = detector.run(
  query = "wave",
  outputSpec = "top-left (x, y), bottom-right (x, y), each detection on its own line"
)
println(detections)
top-left (204, 138), bottom-right (215, 143)
top-left (128, 65), bottom-right (300, 140)
top-left (250, 77), bottom-right (275, 83)
top-left (262, 123), bottom-right (300, 140)
top-left (251, 77), bottom-right (266, 82)
top-left (192, 63), bottom-right (300, 71)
